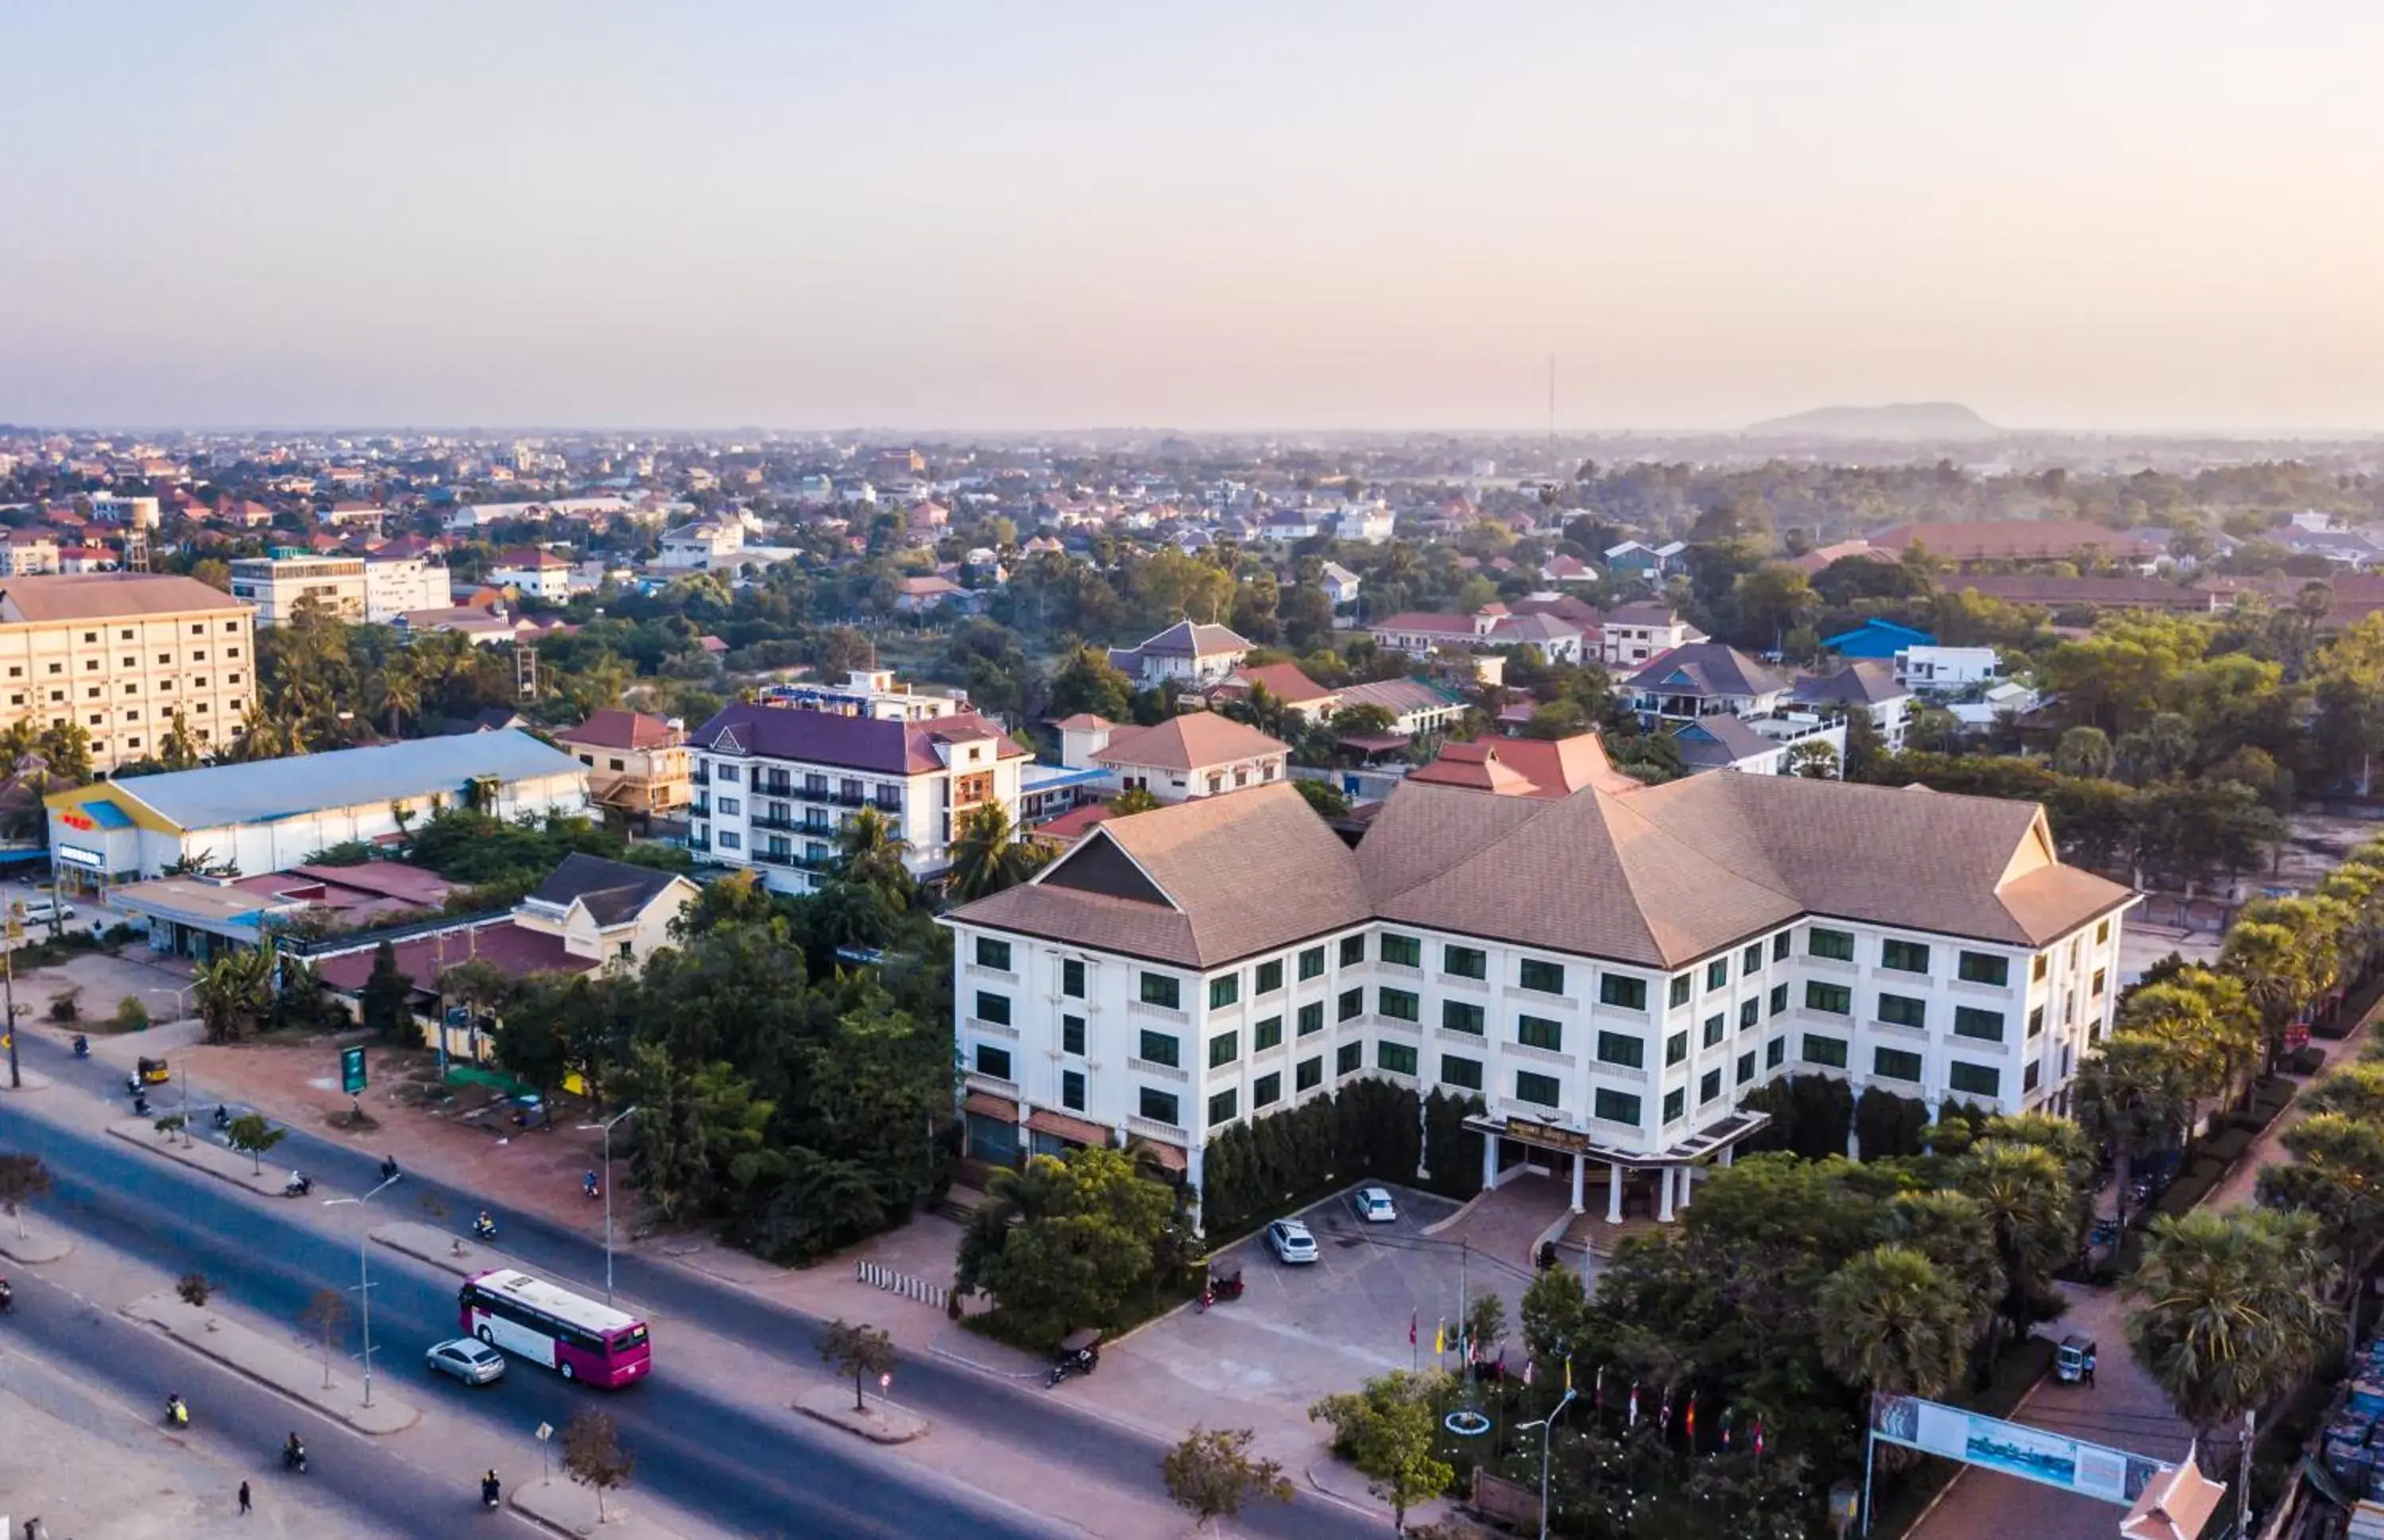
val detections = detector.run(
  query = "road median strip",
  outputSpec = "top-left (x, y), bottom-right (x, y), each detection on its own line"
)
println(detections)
top-left (105, 1117), bottom-right (292, 1198)
top-left (511, 1476), bottom-right (690, 1540)
top-left (791, 1383), bottom-right (931, 1444)
top-left (119, 1287), bottom-right (420, 1436)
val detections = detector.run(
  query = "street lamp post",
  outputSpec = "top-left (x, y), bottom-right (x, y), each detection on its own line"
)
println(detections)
top-left (168, 986), bottom-right (197, 1147)
top-left (577, 1106), bottom-right (639, 1306)
top-left (1518, 1387), bottom-right (1579, 1540)
top-left (325, 1172), bottom-right (401, 1407)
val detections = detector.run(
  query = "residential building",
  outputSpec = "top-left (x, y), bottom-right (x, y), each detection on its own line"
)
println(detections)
top-left (0, 573), bottom-right (257, 771)
top-left (552, 708), bottom-right (691, 820)
top-left (509, 853), bottom-right (702, 971)
top-left (1597, 602), bottom-right (1705, 667)
top-left (1109, 621), bottom-right (1252, 688)
top-left (1791, 661), bottom-right (1915, 753)
top-left (658, 518), bottom-right (744, 570)
top-left (760, 669), bottom-right (969, 722)
top-left (1057, 713), bottom-right (1290, 802)
top-left (1627, 643), bottom-right (1792, 725)
top-left (1603, 540), bottom-right (1687, 579)
top-left (1322, 678), bottom-right (1466, 739)
top-left (45, 729), bottom-right (588, 887)
top-left (228, 555), bottom-right (366, 624)
top-left (1897, 645), bottom-right (2001, 695)
top-left (685, 702), bottom-right (1031, 893)
top-left (942, 765), bottom-right (2133, 1217)
top-left (88, 494), bottom-right (161, 530)
top-left (1867, 520), bottom-right (2164, 568)
top-left (0, 532), bottom-right (60, 576)
top-left (363, 554), bottom-right (447, 622)
top-left (1318, 562), bottom-right (1362, 606)
top-left (895, 575), bottom-right (970, 612)
top-left (1370, 608), bottom-right (1585, 664)
top-left (111, 859), bottom-right (455, 962)
top-left (58, 545), bottom-right (119, 574)
top-left (489, 548), bottom-right (574, 602)
top-left (1410, 733), bottom-right (1647, 799)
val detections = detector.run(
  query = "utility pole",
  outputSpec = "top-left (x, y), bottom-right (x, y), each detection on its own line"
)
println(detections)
top-left (4, 900), bottom-right (19, 1089)
top-left (2237, 1407), bottom-right (2255, 1539)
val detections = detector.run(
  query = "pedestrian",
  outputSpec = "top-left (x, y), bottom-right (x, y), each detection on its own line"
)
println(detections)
top-left (2083, 1352), bottom-right (2097, 1390)
top-left (238, 1480), bottom-right (252, 1515)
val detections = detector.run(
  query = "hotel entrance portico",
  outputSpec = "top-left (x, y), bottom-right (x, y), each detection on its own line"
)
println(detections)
top-left (1466, 1109), bottom-right (1773, 1223)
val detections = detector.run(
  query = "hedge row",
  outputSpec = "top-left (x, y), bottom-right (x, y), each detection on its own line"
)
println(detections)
top-left (1198, 1081), bottom-right (1486, 1235)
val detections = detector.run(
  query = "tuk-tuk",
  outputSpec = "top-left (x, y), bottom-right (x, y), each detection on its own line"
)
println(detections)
top-left (1047, 1328), bottom-right (1103, 1387)
top-left (135, 1057), bottom-right (171, 1085)
top-left (2056, 1333), bottom-right (2097, 1384)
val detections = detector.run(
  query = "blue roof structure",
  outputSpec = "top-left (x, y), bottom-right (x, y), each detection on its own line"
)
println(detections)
top-left (1821, 618), bottom-right (1936, 660)
top-left (108, 729), bottom-right (584, 833)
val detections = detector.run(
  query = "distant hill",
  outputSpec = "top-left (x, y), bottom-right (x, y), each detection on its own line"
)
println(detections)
top-left (1744, 402), bottom-right (1999, 439)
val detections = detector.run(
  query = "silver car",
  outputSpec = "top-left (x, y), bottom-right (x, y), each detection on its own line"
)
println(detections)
top-left (1266, 1219), bottom-right (1319, 1264)
top-left (1350, 1186), bottom-right (1399, 1224)
top-left (425, 1337), bottom-right (507, 1385)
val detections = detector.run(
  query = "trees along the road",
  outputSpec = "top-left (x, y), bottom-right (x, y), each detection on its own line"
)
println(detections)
top-left (194, 947), bottom-right (273, 1043)
top-left (0, 1152), bottom-right (52, 1239)
top-left (1307, 1372), bottom-right (1453, 1536)
top-left (2126, 1208), bottom-right (2338, 1458)
top-left (1161, 1426), bottom-right (1293, 1535)
top-left (954, 1145), bottom-right (1176, 1349)
top-left (818, 1319), bottom-right (896, 1414)
top-left (1952, 1140), bottom-right (2084, 1355)
top-left (2258, 1113), bottom-right (2384, 1284)
top-left (2075, 1032), bottom-right (2196, 1222)
top-left (562, 1409), bottom-right (636, 1523)
top-left (225, 1112), bottom-right (286, 1176)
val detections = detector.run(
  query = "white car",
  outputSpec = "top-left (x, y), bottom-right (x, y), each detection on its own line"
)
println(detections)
top-left (1266, 1219), bottom-right (1319, 1264)
top-left (1350, 1186), bottom-right (1399, 1225)
top-left (19, 899), bottom-right (74, 925)
top-left (425, 1337), bottom-right (508, 1385)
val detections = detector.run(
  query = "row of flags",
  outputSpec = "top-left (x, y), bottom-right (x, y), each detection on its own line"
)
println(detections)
top-left (1408, 1312), bottom-right (1763, 1457)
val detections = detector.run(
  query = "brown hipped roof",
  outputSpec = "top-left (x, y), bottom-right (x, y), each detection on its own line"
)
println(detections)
top-left (1410, 733), bottom-right (1643, 799)
top-left (555, 708), bottom-right (679, 752)
top-left (0, 573), bottom-right (246, 622)
top-left (1093, 714), bottom-right (1288, 772)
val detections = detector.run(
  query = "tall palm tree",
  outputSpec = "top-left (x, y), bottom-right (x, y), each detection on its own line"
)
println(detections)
top-left (836, 806), bottom-right (914, 899)
top-left (2125, 1208), bottom-right (2338, 1456)
top-left (1956, 1140), bottom-right (2080, 1347)
top-left (2302, 1061), bottom-right (2384, 1120)
top-left (2075, 1033), bottom-right (2195, 1225)
top-left (1817, 1244), bottom-right (1973, 1400)
top-left (946, 803), bottom-right (1051, 903)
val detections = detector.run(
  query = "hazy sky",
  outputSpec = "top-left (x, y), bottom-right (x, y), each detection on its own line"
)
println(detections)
top-left (4, 2), bottom-right (2380, 432)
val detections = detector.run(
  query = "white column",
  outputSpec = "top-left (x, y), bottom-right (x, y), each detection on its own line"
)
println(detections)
top-left (1677, 1163), bottom-right (1694, 1213)
top-left (1480, 1132), bottom-right (1500, 1194)
top-left (1719, 1145), bottom-right (1734, 1169)
top-left (1606, 1162), bottom-right (1624, 1224)
top-left (1657, 1166), bottom-right (1676, 1222)
top-left (1569, 1152), bottom-right (1585, 1213)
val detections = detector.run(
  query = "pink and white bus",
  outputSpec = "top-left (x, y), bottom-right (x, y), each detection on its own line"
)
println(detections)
top-left (458, 1268), bottom-right (652, 1388)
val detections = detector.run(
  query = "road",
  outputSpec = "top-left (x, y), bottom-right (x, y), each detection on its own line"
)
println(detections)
top-left (10, 1033), bottom-right (1385, 1539)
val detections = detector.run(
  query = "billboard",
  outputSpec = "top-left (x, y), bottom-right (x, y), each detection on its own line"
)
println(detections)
top-left (1870, 1394), bottom-right (2167, 1507)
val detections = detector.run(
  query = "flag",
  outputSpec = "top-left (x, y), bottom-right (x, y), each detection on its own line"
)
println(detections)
top-left (1496, 1345), bottom-right (1507, 1376)
top-left (1720, 1407), bottom-right (1736, 1452)
top-left (1685, 1392), bottom-right (1698, 1449)
top-left (1408, 1312), bottom-right (1417, 1347)
top-left (1754, 1418), bottom-right (1766, 1457)
top-left (1434, 1320), bottom-right (1445, 1356)
top-left (1523, 1358), bottom-right (1535, 1388)
top-left (1627, 1381), bottom-right (1639, 1428)
top-left (1659, 1385), bottom-right (1674, 1434)
top-left (1588, 1364), bottom-right (1597, 1407)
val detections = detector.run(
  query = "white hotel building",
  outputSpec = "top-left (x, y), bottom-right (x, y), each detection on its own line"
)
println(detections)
top-left (942, 749), bottom-right (2134, 1218)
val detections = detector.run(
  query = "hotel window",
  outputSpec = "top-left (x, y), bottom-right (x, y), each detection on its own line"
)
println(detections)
top-left (1297, 1056), bottom-right (1323, 1091)
top-left (1380, 934), bottom-right (1421, 967)
top-left (1209, 975), bottom-right (1239, 1009)
top-left (1338, 988), bottom-right (1364, 1022)
top-left (1255, 1016), bottom-right (1283, 1051)
top-left (1802, 1035), bottom-right (1849, 1069)
top-left (1444, 945), bottom-right (1487, 980)
top-left (1954, 1007), bottom-right (2005, 1043)
top-left (1209, 1031), bottom-right (1238, 1069)
top-left (1440, 1054), bottom-right (1483, 1090)
top-left (1140, 973), bottom-right (1181, 1010)
top-left (1520, 959), bottom-right (1566, 995)
top-left (1667, 974), bottom-right (1692, 1009)
top-left (1881, 938), bottom-right (1930, 973)
top-left (1949, 1062), bottom-right (2001, 1098)
top-left (2024, 1060), bottom-right (2042, 1093)
top-left (1737, 1051), bottom-right (1756, 1085)
top-left (1379, 988), bottom-right (1419, 1023)
top-left (1878, 994), bottom-right (1927, 1030)
top-left (1062, 958), bottom-right (1086, 997)
top-left (716, 764), bottom-right (739, 783)
top-left (1597, 974), bottom-right (1646, 1010)
top-left (1137, 1030), bottom-right (1180, 1067)
top-left (974, 992), bottom-right (1011, 1026)
top-left (1207, 1088), bottom-right (1237, 1124)
top-left (1298, 1002), bottom-right (1324, 1036)
top-left (1770, 984), bottom-right (1789, 1016)
top-left (1772, 933), bottom-right (1791, 962)
top-left (1511, 1070), bottom-right (1560, 1109)
top-left (1662, 1088), bottom-right (1685, 1123)
top-left (1805, 981), bottom-right (1853, 1016)
top-left (974, 938), bottom-right (1011, 971)
top-left (1739, 998), bottom-right (1759, 1031)
top-left (716, 796), bottom-right (740, 815)
top-left (1256, 959), bottom-right (1283, 995)
top-left (1705, 958), bottom-right (1729, 991)
top-left (1444, 1000), bottom-right (1485, 1035)
top-left (1666, 1031), bottom-right (1689, 1066)
top-left (1509, 1015), bottom-right (1558, 1053)
top-left (1767, 1036), bottom-right (1786, 1069)
top-left (2091, 968), bottom-right (2107, 996)
top-left (1592, 1028), bottom-right (1639, 1066)
top-left (1742, 943), bottom-right (1763, 977)
top-left (1808, 928), bottom-right (1856, 962)
top-left (2033, 954), bottom-right (2048, 981)
top-left (1299, 946), bottom-right (1326, 980)
top-left (1340, 934), bottom-right (1365, 967)
top-left (1337, 1042), bottom-right (1362, 1076)
top-left (1139, 1087), bottom-right (1180, 1124)
top-left (1062, 1070), bottom-right (1086, 1111)
top-left (966, 1038), bottom-right (1015, 1081)
top-left (1378, 1042), bottom-right (1418, 1076)
top-left (1874, 1047), bottom-right (1924, 1082)
top-left (1703, 1014), bottom-right (1725, 1047)
top-left (1960, 952), bottom-right (2011, 986)
top-left (1253, 1072), bottom-right (1283, 1109)
top-left (2028, 1005), bottom-right (2045, 1039)
top-left (2096, 919), bottom-right (2111, 944)
top-left (1062, 1016), bottom-right (1086, 1055)
top-left (1590, 1087), bottom-right (1638, 1124)
top-left (717, 831), bottom-right (741, 849)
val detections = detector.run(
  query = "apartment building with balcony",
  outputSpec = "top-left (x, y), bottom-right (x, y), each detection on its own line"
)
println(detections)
top-left (684, 702), bottom-right (1031, 893)
top-left (942, 756), bottom-right (2133, 1223)
top-left (0, 573), bottom-right (257, 771)
top-left (552, 708), bottom-right (691, 822)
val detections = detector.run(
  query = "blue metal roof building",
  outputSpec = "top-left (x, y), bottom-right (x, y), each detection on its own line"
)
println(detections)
top-left (1821, 618), bottom-right (1936, 660)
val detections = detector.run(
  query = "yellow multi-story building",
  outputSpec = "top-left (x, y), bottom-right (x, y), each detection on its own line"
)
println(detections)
top-left (0, 574), bottom-right (257, 769)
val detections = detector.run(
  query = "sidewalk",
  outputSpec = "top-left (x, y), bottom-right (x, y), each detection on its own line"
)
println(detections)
top-left (107, 1116), bottom-right (299, 1198)
top-left (119, 1287), bottom-right (420, 1435)
top-left (0, 1213), bottom-right (75, 1265)
top-left (513, 1476), bottom-right (689, 1540)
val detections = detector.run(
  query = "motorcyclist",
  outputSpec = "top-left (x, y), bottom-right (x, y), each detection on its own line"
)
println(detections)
top-left (284, 1432), bottom-right (306, 1471)
top-left (482, 1469), bottom-right (502, 1507)
top-left (379, 1155), bottom-right (401, 1182)
top-left (71, 1033), bottom-right (88, 1057)
top-left (212, 1104), bottom-right (230, 1128)
top-left (284, 1170), bottom-right (312, 1197)
top-left (473, 1210), bottom-right (497, 1239)
top-left (165, 1393), bottom-right (188, 1426)
top-left (130, 1092), bottom-right (150, 1117)
top-left (582, 1170), bottom-right (600, 1199)
top-left (0, 1273), bottom-right (13, 1312)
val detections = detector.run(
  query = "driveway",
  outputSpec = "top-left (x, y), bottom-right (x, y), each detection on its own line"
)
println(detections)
top-left (1075, 1185), bottom-right (1537, 1468)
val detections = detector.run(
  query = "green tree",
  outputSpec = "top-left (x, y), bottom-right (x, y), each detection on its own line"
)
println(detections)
top-left (2260, 1112), bottom-right (2384, 1275)
top-left (614, 1043), bottom-right (780, 1223)
top-left (1954, 1140), bottom-right (2080, 1347)
top-left (1110, 786), bottom-right (1162, 816)
top-left (194, 947), bottom-right (273, 1043)
top-left (2050, 725), bottom-right (2115, 780)
top-left (835, 806), bottom-right (915, 902)
top-left (1049, 645), bottom-right (1134, 722)
top-left (1518, 1256), bottom-right (1593, 1372)
top-left (1308, 1371), bottom-right (1455, 1534)
top-left (158, 711), bottom-right (203, 771)
top-left (561, 1408), bottom-right (636, 1522)
top-left (226, 1112), bottom-right (287, 1175)
top-left (956, 1145), bottom-right (1178, 1348)
top-left (0, 1152), bottom-right (52, 1239)
top-left (946, 802), bottom-right (1051, 903)
top-left (818, 1318), bottom-right (897, 1413)
top-left (1162, 1426), bottom-right (1293, 1534)
top-left (1782, 740), bottom-right (1839, 779)
top-left (1816, 1244), bottom-right (1972, 1399)
top-left (2125, 1208), bottom-right (2338, 1454)
top-left (360, 942), bottom-right (416, 1043)
top-left (1292, 776), bottom-right (1350, 818)
top-left (2074, 1034), bottom-right (2194, 1223)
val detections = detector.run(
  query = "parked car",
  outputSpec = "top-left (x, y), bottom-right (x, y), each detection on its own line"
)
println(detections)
top-left (19, 899), bottom-right (73, 925)
top-left (425, 1337), bottom-right (508, 1385)
top-left (1350, 1186), bottom-right (1399, 1224)
top-left (1266, 1219), bottom-right (1319, 1264)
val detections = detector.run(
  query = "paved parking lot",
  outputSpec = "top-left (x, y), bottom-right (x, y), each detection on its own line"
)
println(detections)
top-left (1084, 1184), bottom-right (1539, 1467)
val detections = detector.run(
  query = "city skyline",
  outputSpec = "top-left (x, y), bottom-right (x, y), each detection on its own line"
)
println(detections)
top-left (5, 1), bottom-right (2381, 433)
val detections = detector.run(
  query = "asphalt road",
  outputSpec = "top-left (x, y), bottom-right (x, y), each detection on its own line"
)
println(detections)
top-left (2, 1265), bottom-right (507, 1538)
top-left (5, 1110), bottom-right (1063, 1540)
top-left (13, 1034), bottom-right (1387, 1540)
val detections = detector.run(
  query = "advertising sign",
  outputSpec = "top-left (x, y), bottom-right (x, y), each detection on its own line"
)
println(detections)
top-left (341, 1044), bottom-right (368, 1096)
top-left (1870, 1394), bottom-right (2165, 1507)
top-left (54, 845), bottom-right (104, 870)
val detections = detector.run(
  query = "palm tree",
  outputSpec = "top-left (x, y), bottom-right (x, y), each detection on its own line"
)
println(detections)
top-left (1817, 1244), bottom-right (1973, 1400)
top-left (373, 650), bottom-right (422, 738)
top-left (2302, 1061), bottom-right (2384, 1120)
top-left (2260, 1113), bottom-right (2384, 1278)
top-left (836, 805), bottom-right (913, 896)
top-left (946, 803), bottom-right (1051, 903)
top-left (194, 947), bottom-right (274, 1043)
top-left (2125, 1208), bottom-right (2338, 1457)
top-left (1956, 1140), bottom-right (2081, 1349)
top-left (2075, 1033), bottom-right (2194, 1225)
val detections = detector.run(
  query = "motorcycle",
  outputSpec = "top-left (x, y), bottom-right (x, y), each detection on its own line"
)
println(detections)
top-left (130, 1093), bottom-right (151, 1118)
top-left (472, 1213), bottom-right (498, 1242)
top-left (482, 1473), bottom-right (503, 1510)
top-left (0, 1275), bottom-right (14, 1314)
top-left (1198, 1268), bottom-right (1244, 1312)
top-left (379, 1156), bottom-right (401, 1183)
top-left (1045, 1328), bottom-right (1102, 1389)
top-left (71, 1035), bottom-right (89, 1058)
top-left (283, 1439), bottom-right (308, 1474)
top-left (211, 1105), bottom-right (232, 1129)
top-left (283, 1172), bottom-right (313, 1198)
top-left (582, 1171), bottom-right (602, 1201)
top-left (164, 1395), bottom-right (189, 1428)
